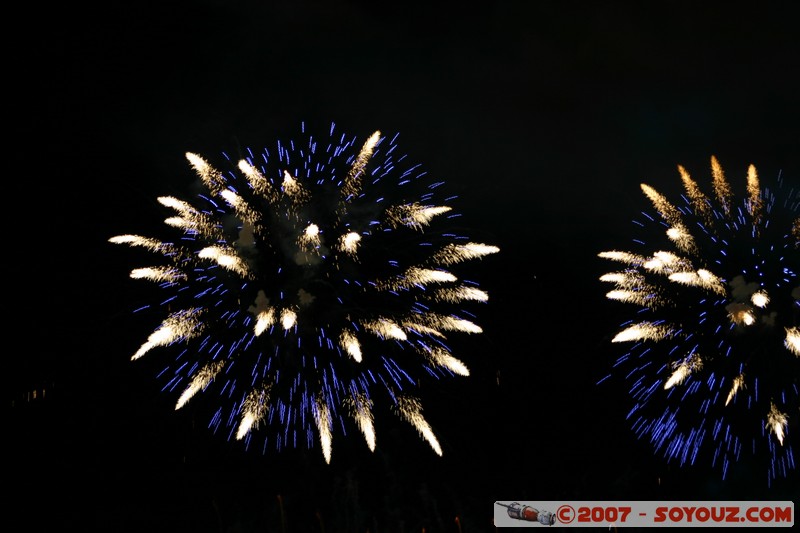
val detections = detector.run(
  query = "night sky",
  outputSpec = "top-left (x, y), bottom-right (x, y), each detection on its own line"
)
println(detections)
top-left (8, 1), bottom-right (800, 531)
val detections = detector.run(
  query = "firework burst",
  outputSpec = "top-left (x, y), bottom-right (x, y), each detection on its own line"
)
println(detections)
top-left (598, 156), bottom-right (800, 485)
top-left (110, 123), bottom-right (499, 463)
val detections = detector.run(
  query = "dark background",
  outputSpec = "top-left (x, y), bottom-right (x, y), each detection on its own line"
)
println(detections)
top-left (8, 1), bottom-right (799, 531)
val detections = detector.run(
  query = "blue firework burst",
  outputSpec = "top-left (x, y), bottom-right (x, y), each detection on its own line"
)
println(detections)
top-left (110, 122), bottom-right (499, 463)
top-left (598, 156), bottom-right (800, 485)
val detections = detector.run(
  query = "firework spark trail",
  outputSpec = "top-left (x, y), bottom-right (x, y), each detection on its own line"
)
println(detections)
top-left (598, 155), bottom-right (800, 485)
top-left (110, 122), bottom-right (498, 463)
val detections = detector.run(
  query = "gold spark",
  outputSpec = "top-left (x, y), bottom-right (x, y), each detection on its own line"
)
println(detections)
top-left (280, 308), bottom-right (297, 330)
top-left (598, 251), bottom-right (647, 266)
top-left (108, 234), bottom-right (173, 254)
top-left (381, 267), bottom-right (457, 291)
top-left (710, 155), bottom-right (733, 216)
top-left (641, 183), bottom-right (684, 228)
top-left (315, 398), bottom-right (333, 464)
top-left (158, 196), bottom-right (220, 239)
top-left (341, 130), bottom-right (381, 200)
top-left (236, 386), bottom-right (271, 440)
top-left (408, 313), bottom-right (483, 335)
top-left (601, 271), bottom-right (649, 289)
top-left (750, 290), bottom-right (769, 308)
top-left (725, 374), bottom-right (745, 406)
top-left (346, 394), bottom-right (375, 451)
top-left (186, 152), bottom-right (226, 196)
top-left (198, 245), bottom-right (251, 277)
top-left (668, 268), bottom-right (726, 295)
top-left (767, 402), bottom-right (788, 446)
top-left (746, 164), bottom-right (763, 227)
top-left (430, 242), bottom-right (500, 265)
top-left (599, 272), bottom-right (630, 284)
top-left (432, 285), bottom-right (490, 303)
top-left (612, 322), bottom-right (671, 343)
top-left (424, 346), bottom-right (469, 376)
top-left (339, 329), bottom-right (362, 362)
top-left (338, 232), bottom-right (361, 254)
top-left (727, 303), bottom-right (756, 326)
top-left (281, 170), bottom-right (309, 203)
top-left (237, 159), bottom-right (274, 199)
top-left (601, 271), bottom-right (661, 307)
top-left (605, 289), bottom-right (655, 307)
top-left (664, 354), bottom-right (703, 390)
top-left (133, 308), bottom-right (204, 360)
top-left (248, 290), bottom-right (276, 336)
top-left (396, 396), bottom-right (442, 456)
top-left (219, 189), bottom-right (244, 209)
top-left (176, 361), bottom-right (225, 410)
top-left (129, 267), bottom-right (186, 283)
top-left (254, 308), bottom-right (276, 336)
top-left (399, 321), bottom-right (446, 338)
top-left (665, 224), bottom-right (697, 254)
top-left (677, 164), bottom-right (713, 223)
top-left (386, 203), bottom-right (452, 230)
top-left (363, 319), bottom-right (407, 340)
top-left (786, 327), bottom-right (800, 356)
top-left (157, 195), bottom-right (196, 213)
top-left (298, 223), bottom-right (321, 254)
top-left (219, 189), bottom-right (260, 225)
top-left (643, 251), bottom-right (691, 273)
